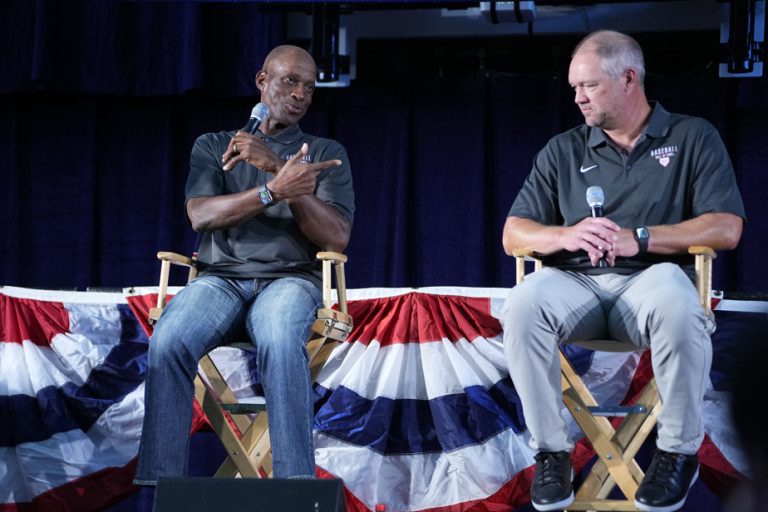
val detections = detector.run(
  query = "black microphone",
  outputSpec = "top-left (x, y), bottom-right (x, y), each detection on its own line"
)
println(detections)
top-left (226, 103), bottom-right (269, 165)
top-left (586, 185), bottom-right (608, 268)
top-left (243, 103), bottom-right (269, 135)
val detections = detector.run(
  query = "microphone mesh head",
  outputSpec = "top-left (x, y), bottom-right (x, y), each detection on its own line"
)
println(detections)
top-left (252, 103), bottom-right (269, 121)
top-left (586, 186), bottom-right (605, 207)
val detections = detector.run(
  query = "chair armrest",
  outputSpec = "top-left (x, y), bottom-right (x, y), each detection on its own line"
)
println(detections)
top-left (157, 251), bottom-right (197, 267)
top-left (156, 251), bottom-right (199, 284)
top-left (316, 252), bottom-right (349, 314)
top-left (312, 308), bottom-right (353, 341)
top-left (689, 246), bottom-right (715, 314)
top-left (314, 252), bottom-right (352, 341)
top-left (512, 248), bottom-right (543, 284)
top-left (149, 251), bottom-right (199, 325)
top-left (688, 246), bottom-right (716, 258)
top-left (316, 251), bottom-right (347, 264)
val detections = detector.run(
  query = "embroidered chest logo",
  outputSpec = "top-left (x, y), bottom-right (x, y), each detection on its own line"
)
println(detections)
top-left (650, 145), bottom-right (678, 168)
top-left (284, 151), bottom-right (313, 164)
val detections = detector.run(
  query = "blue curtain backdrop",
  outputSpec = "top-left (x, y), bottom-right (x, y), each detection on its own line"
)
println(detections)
top-left (1, 0), bottom-right (767, 293)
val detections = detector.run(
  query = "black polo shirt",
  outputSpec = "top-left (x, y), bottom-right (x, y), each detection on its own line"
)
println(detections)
top-left (185, 124), bottom-right (355, 286)
top-left (508, 102), bottom-right (745, 274)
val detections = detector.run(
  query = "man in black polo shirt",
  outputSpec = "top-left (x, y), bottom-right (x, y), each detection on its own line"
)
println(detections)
top-left (134, 45), bottom-right (354, 484)
top-left (501, 31), bottom-right (744, 512)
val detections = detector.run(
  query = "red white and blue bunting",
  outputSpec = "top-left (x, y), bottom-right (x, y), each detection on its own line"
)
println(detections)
top-left (1, 285), bottom-right (763, 511)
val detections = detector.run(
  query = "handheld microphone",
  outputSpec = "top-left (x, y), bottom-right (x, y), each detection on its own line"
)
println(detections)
top-left (243, 103), bottom-right (269, 135)
top-left (586, 186), bottom-right (608, 268)
top-left (223, 103), bottom-right (270, 168)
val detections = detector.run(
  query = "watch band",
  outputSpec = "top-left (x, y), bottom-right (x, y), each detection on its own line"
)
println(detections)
top-left (634, 227), bottom-right (649, 255)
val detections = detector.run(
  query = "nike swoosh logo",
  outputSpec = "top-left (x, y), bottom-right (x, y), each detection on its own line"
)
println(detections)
top-left (580, 165), bottom-right (598, 173)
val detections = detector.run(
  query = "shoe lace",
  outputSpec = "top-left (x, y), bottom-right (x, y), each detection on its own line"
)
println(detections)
top-left (535, 452), bottom-right (565, 484)
top-left (647, 451), bottom-right (679, 482)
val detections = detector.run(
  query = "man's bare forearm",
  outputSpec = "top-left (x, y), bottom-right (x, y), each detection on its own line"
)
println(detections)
top-left (502, 217), bottom-right (568, 256)
top-left (287, 195), bottom-right (351, 251)
top-left (187, 192), bottom-right (268, 232)
top-left (645, 212), bottom-right (743, 253)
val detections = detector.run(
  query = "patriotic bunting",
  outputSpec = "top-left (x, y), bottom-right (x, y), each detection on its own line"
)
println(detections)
top-left (2, 285), bottom-right (764, 511)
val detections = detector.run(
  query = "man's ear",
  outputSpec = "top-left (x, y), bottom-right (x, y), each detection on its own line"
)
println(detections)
top-left (255, 71), bottom-right (267, 91)
top-left (624, 68), bottom-right (638, 90)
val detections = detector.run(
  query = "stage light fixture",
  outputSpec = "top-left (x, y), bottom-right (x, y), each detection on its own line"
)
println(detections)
top-left (480, 1), bottom-right (537, 24)
top-left (312, 4), bottom-right (351, 87)
top-left (720, 0), bottom-right (765, 77)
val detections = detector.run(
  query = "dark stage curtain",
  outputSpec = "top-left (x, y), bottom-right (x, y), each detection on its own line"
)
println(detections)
top-left (1, 3), bottom-right (767, 294)
top-left (0, 0), bottom-right (284, 96)
top-left (304, 67), bottom-right (768, 293)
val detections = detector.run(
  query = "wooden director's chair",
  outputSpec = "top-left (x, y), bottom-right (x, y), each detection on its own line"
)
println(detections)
top-left (513, 246), bottom-right (715, 512)
top-left (147, 251), bottom-right (352, 479)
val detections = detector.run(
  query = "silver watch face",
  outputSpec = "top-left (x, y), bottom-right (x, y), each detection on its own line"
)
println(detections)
top-left (636, 227), bottom-right (649, 239)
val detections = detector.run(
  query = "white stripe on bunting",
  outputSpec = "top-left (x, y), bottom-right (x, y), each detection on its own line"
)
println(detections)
top-left (315, 427), bottom-right (537, 512)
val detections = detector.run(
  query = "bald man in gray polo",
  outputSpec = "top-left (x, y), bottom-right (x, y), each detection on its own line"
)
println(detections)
top-left (501, 31), bottom-right (744, 512)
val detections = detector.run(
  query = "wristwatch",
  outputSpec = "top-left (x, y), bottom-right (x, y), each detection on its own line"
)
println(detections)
top-left (634, 227), bottom-right (650, 255)
top-left (257, 184), bottom-right (275, 207)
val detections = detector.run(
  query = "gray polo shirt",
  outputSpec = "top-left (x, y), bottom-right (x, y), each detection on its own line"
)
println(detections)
top-left (508, 102), bottom-right (745, 273)
top-left (185, 124), bottom-right (355, 286)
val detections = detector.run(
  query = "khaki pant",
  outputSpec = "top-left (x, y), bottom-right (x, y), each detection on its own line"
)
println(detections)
top-left (501, 263), bottom-right (712, 455)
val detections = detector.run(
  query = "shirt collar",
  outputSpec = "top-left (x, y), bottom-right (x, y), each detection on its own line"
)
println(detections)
top-left (587, 101), bottom-right (671, 148)
top-left (260, 123), bottom-right (305, 145)
top-left (644, 101), bottom-right (671, 138)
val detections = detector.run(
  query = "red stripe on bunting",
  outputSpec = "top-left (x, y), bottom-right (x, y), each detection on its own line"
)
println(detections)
top-left (346, 293), bottom-right (503, 346)
top-left (0, 459), bottom-right (139, 512)
top-left (699, 434), bottom-right (743, 498)
top-left (316, 466), bottom-right (371, 512)
top-left (128, 291), bottom-right (504, 347)
top-left (125, 293), bottom-right (161, 338)
top-left (0, 294), bottom-right (70, 347)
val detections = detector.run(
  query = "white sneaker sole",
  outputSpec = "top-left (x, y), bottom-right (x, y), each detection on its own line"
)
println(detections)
top-left (532, 469), bottom-right (574, 511)
top-left (532, 491), bottom-right (574, 511)
top-left (634, 468), bottom-right (699, 512)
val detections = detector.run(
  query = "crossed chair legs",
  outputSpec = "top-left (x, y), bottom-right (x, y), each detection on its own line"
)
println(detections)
top-left (516, 247), bottom-right (715, 512)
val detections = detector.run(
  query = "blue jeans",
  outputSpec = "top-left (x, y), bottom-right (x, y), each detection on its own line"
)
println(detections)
top-left (134, 275), bottom-right (322, 483)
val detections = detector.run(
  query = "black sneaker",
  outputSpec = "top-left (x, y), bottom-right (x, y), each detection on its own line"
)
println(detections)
top-left (634, 449), bottom-right (699, 512)
top-left (530, 451), bottom-right (574, 511)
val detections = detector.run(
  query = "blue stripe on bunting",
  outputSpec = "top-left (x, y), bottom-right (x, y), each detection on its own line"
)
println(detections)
top-left (0, 304), bottom-right (148, 447)
top-left (0, 391), bottom-right (79, 446)
top-left (561, 343), bottom-right (594, 375)
top-left (313, 377), bottom-right (527, 455)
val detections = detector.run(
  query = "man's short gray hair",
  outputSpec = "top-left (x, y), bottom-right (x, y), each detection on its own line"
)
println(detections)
top-left (573, 30), bottom-right (646, 88)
